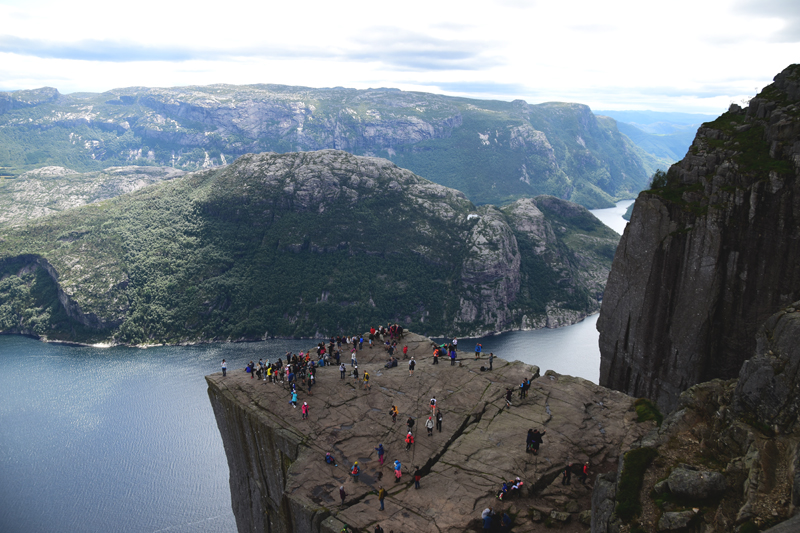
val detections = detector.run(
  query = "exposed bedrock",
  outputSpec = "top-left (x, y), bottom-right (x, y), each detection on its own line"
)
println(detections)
top-left (598, 64), bottom-right (800, 412)
top-left (207, 332), bottom-right (649, 532)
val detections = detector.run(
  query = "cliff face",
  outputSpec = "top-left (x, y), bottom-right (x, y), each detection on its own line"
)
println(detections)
top-left (0, 84), bottom-right (656, 208)
top-left (0, 150), bottom-right (618, 344)
top-left (598, 64), bottom-right (800, 412)
top-left (207, 332), bottom-right (649, 533)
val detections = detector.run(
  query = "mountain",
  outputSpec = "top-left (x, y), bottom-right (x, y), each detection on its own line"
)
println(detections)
top-left (0, 84), bottom-right (659, 208)
top-left (597, 64), bottom-right (800, 411)
top-left (0, 150), bottom-right (619, 344)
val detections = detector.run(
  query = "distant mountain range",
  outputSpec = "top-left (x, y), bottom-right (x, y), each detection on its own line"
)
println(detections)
top-left (0, 85), bottom-right (669, 208)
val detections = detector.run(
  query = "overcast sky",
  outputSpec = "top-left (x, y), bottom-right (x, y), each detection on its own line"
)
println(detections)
top-left (0, 0), bottom-right (798, 114)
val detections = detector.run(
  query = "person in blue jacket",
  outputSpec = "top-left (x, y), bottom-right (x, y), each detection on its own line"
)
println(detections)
top-left (375, 443), bottom-right (385, 465)
top-left (290, 390), bottom-right (298, 408)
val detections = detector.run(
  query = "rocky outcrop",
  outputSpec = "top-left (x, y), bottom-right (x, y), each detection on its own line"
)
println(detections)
top-left (598, 64), bottom-right (800, 412)
top-left (0, 150), bottom-right (618, 344)
top-left (207, 332), bottom-right (649, 533)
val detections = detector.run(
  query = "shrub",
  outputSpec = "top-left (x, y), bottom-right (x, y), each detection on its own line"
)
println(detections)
top-left (634, 398), bottom-right (663, 426)
top-left (615, 447), bottom-right (658, 522)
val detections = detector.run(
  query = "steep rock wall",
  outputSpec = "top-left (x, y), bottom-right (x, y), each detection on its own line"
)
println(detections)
top-left (598, 64), bottom-right (800, 411)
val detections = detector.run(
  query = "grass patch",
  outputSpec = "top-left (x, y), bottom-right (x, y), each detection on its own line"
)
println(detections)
top-left (634, 398), bottom-right (663, 426)
top-left (615, 447), bottom-right (658, 522)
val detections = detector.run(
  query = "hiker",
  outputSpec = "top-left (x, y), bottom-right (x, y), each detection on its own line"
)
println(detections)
top-left (403, 345), bottom-right (408, 359)
top-left (436, 410), bottom-right (443, 432)
top-left (505, 388), bottom-right (513, 408)
top-left (580, 462), bottom-right (590, 484)
top-left (408, 357), bottom-right (416, 375)
top-left (301, 402), bottom-right (309, 420)
top-left (363, 371), bottom-right (371, 391)
top-left (526, 429), bottom-right (534, 453)
top-left (425, 416), bottom-right (434, 436)
top-left (352, 366), bottom-right (359, 381)
top-left (390, 405), bottom-right (398, 423)
top-left (339, 485), bottom-right (347, 505)
top-left (475, 343), bottom-right (482, 359)
top-left (393, 460), bottom-right (402, 483)
top-left (488, 353), bottom-right (494, 370)
top-left (378, 486), bottom-right (386, 511)
top-left (221, 359), bottom-right (227, 377)
top-left (530, 429), bottom-right (545, 455)
top-left (350, 461), bottom-right (360, 482)
top-left (562, 463), bottom-right (572, 485)
top-left (430, 396), bottom-right (437, 413)
top-left (340, 363), bottom-right (346, 379)
top-left (413, 467), bottom-right (422, 489)
top-left (405, 431), bottom-right (414, 450)
top-left (406, 417), bottom-right (414, 432)
top-left (433, 348), bottom-right (439, 365)
top-left (375, 443), bottom-right (385, 465)
top-left (325, 452), bottom-right (337, 466)
top-left (290, 390), bottom-right (298, 408)
top-left (450, 349), bottom-right (457, 366)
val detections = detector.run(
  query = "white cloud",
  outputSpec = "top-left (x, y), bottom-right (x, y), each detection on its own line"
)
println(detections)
top-left (0, 0), bottom-right (797, 113)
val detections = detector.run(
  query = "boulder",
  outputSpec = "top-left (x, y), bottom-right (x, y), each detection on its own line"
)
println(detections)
top-left (657, 510), bottom-right (697, 531)
top-left (666, 465), bottom-right (726, 500)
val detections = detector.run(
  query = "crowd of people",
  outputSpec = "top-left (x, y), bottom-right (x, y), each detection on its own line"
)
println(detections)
top-left (220, 325), bottom-right (591, 532)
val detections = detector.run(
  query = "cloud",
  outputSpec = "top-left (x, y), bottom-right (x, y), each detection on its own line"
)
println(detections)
top-left (427, 80), bottom-right (532, 97)
top-left (349, 28), bottom-right (503, 71)
top-left (736, 0), bottom-right (800, 42)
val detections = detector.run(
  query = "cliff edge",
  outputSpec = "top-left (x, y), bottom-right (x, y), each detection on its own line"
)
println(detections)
top-left (206, 332), bottom-right (648, 532)
top-left (598, 64), bottom-right (800, 412)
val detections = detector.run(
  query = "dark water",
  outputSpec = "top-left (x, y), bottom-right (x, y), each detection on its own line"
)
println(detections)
top-left (0, 203), bottom-right (625, 532)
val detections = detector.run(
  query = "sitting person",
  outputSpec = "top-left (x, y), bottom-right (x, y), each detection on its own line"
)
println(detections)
top-left (325, 452), bottom-right (337, 466)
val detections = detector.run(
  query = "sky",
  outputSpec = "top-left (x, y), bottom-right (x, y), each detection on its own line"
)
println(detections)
top-left (0, 0), bottom-right (798, 115)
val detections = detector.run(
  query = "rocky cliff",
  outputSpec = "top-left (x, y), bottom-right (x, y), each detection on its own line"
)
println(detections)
top-left (598, 64), bottom-right (800, 412)
top-left (592, 302), bottom-right (800, 533)
top-left (206, 332), bottom-right (650, 533)
top-left (0, 84), bottom-right (658, 208)
top-left (0, 150), bottom-right (618, 344)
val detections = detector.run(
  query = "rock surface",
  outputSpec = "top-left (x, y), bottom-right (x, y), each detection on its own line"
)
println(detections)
top-left (598, 64), bottom-right (800, 412)
top-left (206, 332), bottom-right (649, 532)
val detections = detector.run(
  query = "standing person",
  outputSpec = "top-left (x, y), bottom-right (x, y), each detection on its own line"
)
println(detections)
top-left (402, 345), bottom-right (408, 359)
top-left (413, 467), bottom-right (422, 489)
top-left (221, 359), bottom-right (227, 377)
top-left (452, 338), bottom-right (458, 352)
top-left (393, 459), bottom-right (402, 483)
top-left (425, 416), bottom-right (434, 436)
top-left (488, 353), bottom-right (494, 371)
top-left (352, 365), bottom-right (359, 382)
top-left (526, 429), bottom-right (534, 453)
top-left (405, 431), bottom-right (414, 451)
top-left (406, 417), bottom-right (414, 432)
top-left (375, 443), bottom-right (385, 465)
top-left (339, 485), bottom-right (347, 506)
top-left (301, 402), bottom-right (309, 420)
top-left (350, 461), bottom-right (360, 482)
top-left (377, 486), bottom-right (386, 511)
top-left (505, 388), bottom-right (513, 408)
top-left (432, 348), bottom-right (439, 365)
top-left (430, 396), bottom-right (437, 414)
top-left (580, 462), bottom-right (590, 484)
top-left (340, 363), bottom-right (346, 380)
top-left (390, 405), bottom-right (398, 423)
top-left (436, 410), bottom-right (443, 432)
top-left (530, 429), bottom-right (545, 455)
top-left (450, 349), bottom-right (457, 366)
top-left (363, 371), bottom-right (371, 392)
top-left (290, 390), bottom-right (298, 408)
top-left (475, 343), bottom-right (482, 359)
top-left (248, 361), bottom-right (255, 378)
top-left (408, 357), bottom-right (415, 376)
top-left (562, 463), bottom-right (572, 485)
top-left (351, 351), bottom-right (357, 367)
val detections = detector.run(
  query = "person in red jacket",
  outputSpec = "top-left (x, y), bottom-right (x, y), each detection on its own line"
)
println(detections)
top-left (580, 462), bottom-right (590, 484)
top-left (405, 431), bottom-right (414, 450)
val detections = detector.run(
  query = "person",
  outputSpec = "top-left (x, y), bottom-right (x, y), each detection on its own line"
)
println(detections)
top-left (475, 343), bottom-right (482, 359)
top-left (405, 431), bottom-right (414, 450)
top-left (450, 349), bottom-right (457, 366)
top-left (325, 452), bottom-right (337, 466)
top-left (406, 417), bottom-right (414, 432)
top-left (432, 348), bottom-right (439, 365)
top-left (340, 362), bottom-right (346, 380)
top-left (352, 366), bottom-right (359, 381)
top-left (413, 467), bottom-right (422, 489)
top-left (482, 508), bottom-right (493, 531)
top-left (425, 416), bottom-right (434, 436)
top-left (350, 461), bottom-right (360, 482)
top-left (500, 511), bottom-right (512, 532)
top-left (530, 429), bottom-right (545, 455)
top-left (436, 411), bottom-right (443, 432)
top-left (402, 345), bottom-right (408, 359)
top-left (580, 462), bottom-right (590, 484)
top-left (393, 460), bottom-right (402, 483)
top-left (375, 443), bottom-right (385, 465)
top-left (408, 357), bottom-right (415, 376)
top-left (430, 396), bottom-right (437, 413)
top-left (339, 485), bottom-right (347, 506)
top-left (359, 336), bottom-right (364, 350)
top-left (390, 405), bottom-right (398, 423)
top-left (505, 388), bottom-right (513, 408)
top-left (374, 526), bottom-right (384, 533)
top-left (562, 462), bottom-right (572, 485)
top-left (301, 401), bottom-right (309, 420)
top-left (488, 352), bottom-right (494, 371)
top-left (221, 359), bottom-right (227, 377)
top-left (363, 371), bottom-right (371, 391)
top-left (378, 486), bottom-right (386, 511)
top-left (452, 338), bottom-right (458, 351)
top-left (246, 361), bottom-right (253, 377)
top-left (290, 390), bottom-right (298, 408)
top-left (526, 429), bottom-right (534, 453)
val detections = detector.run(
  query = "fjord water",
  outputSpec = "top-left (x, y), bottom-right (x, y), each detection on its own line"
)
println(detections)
top-left (0, 202), bottom-right (629, 532)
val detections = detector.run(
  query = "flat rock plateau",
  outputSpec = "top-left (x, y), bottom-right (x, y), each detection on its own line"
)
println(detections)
top-left (207, 332), bottom-right (650, 532)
